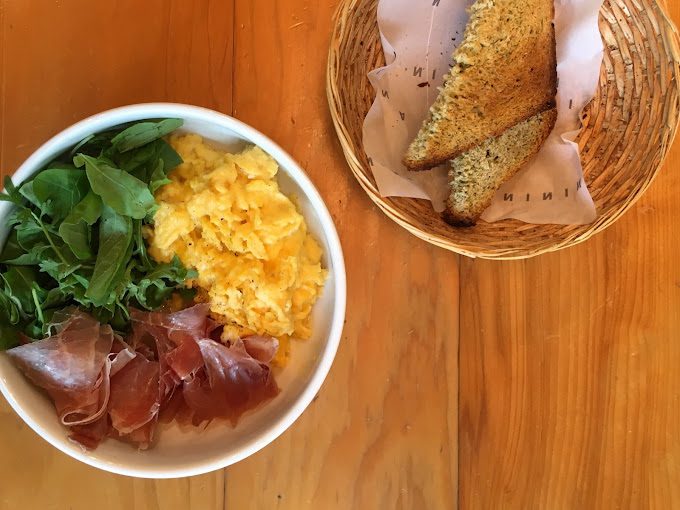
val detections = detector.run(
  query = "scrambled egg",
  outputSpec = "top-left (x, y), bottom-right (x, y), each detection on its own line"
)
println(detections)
top-left (148, 134), bottom-right (327, 348)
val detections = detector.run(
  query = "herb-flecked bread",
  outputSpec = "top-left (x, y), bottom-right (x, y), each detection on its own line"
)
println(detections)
top-left (443, 108), bottom-right (557, 226)
top-left (403, 0), bottom-right (558, 171)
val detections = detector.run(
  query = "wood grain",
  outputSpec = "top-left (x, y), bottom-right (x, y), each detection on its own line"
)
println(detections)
top-left (0, 0), bottom-right (233, 176)
top-left (2, 0), bottom-right (680, 508)
top-left (1, 394), bottom-right (224, 509)
top-left (223, 1), bottom-right (459, 509)
top-left (0, 1), bottom-right (233, 509)
top-left (458, 87), bottom-right (680, 510)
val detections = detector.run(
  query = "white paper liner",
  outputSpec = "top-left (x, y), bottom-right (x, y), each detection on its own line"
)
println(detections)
top-left (362, 0), bottom-right (603, 224)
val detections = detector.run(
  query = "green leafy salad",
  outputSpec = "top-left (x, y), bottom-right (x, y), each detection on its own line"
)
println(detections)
top-left (0, 119), bottom-right (195, 349)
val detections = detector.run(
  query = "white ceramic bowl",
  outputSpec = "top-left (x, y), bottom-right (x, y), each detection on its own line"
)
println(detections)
top-left (0, 103), bottom-right (346, 478)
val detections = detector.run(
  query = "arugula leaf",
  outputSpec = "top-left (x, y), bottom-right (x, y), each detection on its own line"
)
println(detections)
top-left (0, 232), bottom-right (50, 267)
top-left (156, 140), bottom-right (183, 174)
top-left (1, 266), bottom-right (39, 316)
top-left (132, 220), bottom-right (152, 270)
top-left (59, 192), bottom-right (102, 260)
top-left (126, 138), bottom-right (182, 178)
top-left (2, 246), bottom-right (50, 266)
top-left (22, 321), bottom-right (43, 340)
top-left (149, 159), bottom-right (171, 193)
top-left (111, 119), bottom-right (183, 153)
top-left (107, 301), bottom-right (130, 331)
top-left (75, 154), bottom-right (155, 219)
top-left (68, 130), bottom-right (120, 158)
top-left (6, 207), bottom-right (30, 229)
top-left (19, 182), bottom-right (42, 210)
top-left (0, 291), bottom-right (20, 349)
top-left (107, 262), bottom-right (135, 313)
top-left (90, 304), bottom-right (115, 325)
top-left (0, 118), bottom-right (191, 346)
top-left (10, 207), bottom-right (55, 235)
top-left (0, 231), bottom-right (24, 261)
top-left (38, 260), bottom-right (68, 281)
top-left (32, 168), bottom-right (90, 220)
top-left (116, 140), bottom-right (159, 175)
top-left (85, 205), bottom-right (133, 306)
top-left (116, 138), bottom-right (181, 192)
top-left (43, 287), bottom-right (68, 309)
top-left (47, 270), bottom-right (88, 305)
top-left (129, 255), bottom-right (195, 309)
top-left (17, 227), bottom-right (45, 252)
top-left (10, 208), bottom-right (70, 267)
top-left (1, 176), bottom-right (23, 205)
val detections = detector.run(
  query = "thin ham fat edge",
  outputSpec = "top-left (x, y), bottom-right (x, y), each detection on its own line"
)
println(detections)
top-left (5, 305), bottom-right (281, 450)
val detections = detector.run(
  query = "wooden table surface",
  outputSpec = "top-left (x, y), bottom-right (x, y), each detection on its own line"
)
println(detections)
top-left (1, 1), bottom-right (679, 508)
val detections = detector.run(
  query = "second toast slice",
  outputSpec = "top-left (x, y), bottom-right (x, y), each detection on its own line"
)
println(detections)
top-left (443, 107), bottom-right (558, 226)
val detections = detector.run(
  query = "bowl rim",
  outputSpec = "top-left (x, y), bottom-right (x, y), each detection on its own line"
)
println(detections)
top-left (0, 102), bottom-right (347, 479)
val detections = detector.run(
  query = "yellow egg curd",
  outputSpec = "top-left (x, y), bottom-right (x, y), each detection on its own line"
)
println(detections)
top-left (148, 134), bottom-right (327, 351)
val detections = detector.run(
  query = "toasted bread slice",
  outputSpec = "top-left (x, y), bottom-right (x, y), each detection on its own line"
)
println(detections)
top-left (404, 0), bottom-right (557, 171)
top-left (442, 107), bottom-right (557, 227)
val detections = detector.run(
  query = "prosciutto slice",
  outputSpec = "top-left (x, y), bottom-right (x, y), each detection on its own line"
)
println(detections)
top-left (131, 304), bottom-right (211, 341)
top-left (6, 310), bottom-right (113, 426)
top-left (6, 305), bottom-right (281, 450)
top-left (131, 304), bottom-right (209, 390)
top-left (125, 416), bottom-right (158, 450)
top-left (164, 339), bottom-right (203, 380)
top-left (242, 336), bottom-right (280, 364)
top-left (109, 356), bottom-right (161, 436)
top-left (183, 339), bottom-right (280, 426)
top-left (69, 415), bottom-right (111, 450)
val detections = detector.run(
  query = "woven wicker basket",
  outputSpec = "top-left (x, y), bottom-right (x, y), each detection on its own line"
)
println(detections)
top-left (327, 0), bottom-right (680, 259)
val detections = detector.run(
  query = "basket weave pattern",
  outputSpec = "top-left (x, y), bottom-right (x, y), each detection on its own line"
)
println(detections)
top-left (327, 0), bottom-right (680, 259)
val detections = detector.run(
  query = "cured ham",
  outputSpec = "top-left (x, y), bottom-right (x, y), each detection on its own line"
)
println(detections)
top-left (109, 356), bottom-right (161, 435)
top-left (183, 339), bottom-right (280, 426)
top-left (242, 336), bottom-right (280, 364)
top-left (6, 310), bottom-right (113, 427)
top-left (131, 304), bottom-right (208, 394)
top-left (6, 305), bottom-right (280, 450)
top-left (69, 414), bottom-right (110, 451)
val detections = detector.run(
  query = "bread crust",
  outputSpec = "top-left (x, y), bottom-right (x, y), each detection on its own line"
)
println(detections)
top-left (404, 0), bottom-right (558, 171)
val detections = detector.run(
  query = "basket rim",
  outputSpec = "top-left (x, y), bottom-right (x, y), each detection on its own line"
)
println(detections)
top-left (326, 0), bottom-right (680, 260)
